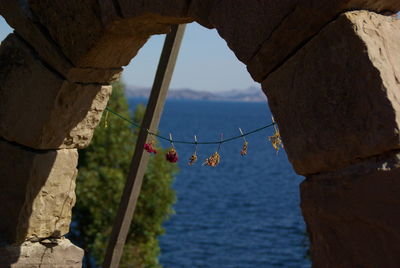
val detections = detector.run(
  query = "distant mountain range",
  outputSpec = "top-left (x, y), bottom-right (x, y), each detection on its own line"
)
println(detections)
top-left (125, 85), bottom-right (267, 102)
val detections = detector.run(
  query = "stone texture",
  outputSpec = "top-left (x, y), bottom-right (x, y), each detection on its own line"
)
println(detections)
top-left (5, 0), bottom-right (400, 80)
top-left (0, 1), bottom-right (122, 83)
top-left (187, 0), bottom-right (215, 28)
top-left (247, 0), bottom-right (400, 82)
top-left (0, 34), bottom-right (112, 150)
top-left (151, 0), bottom-right (400, 77)
top-left (27, 0), bottom-right (113, 67)
top-left (27, 0), bottom-right (191, 69)
top-left (118, 0), bottom-right (190, 19)
top-left (0, 140), bottom-right (78, 244)
top-left (67, 67), bottom-right (122, 84)
top-left (0, 238), bottom-right (83, 268)
top-left (301, 151), bottom-right (400, 268)
top-left (262, 11), bottom-right (400, 175)
top-left (208, 0), bottom-right (299, 64)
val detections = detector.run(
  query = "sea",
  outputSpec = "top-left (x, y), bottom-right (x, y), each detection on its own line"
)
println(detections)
top-left (129, 99), bottom-right (311, 268)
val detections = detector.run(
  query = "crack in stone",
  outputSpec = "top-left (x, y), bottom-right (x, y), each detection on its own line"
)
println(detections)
top-left (259, 12), bottom-right (344, 83)
top-left (13, 33), bottom-right (68, 81)
top-left (53, 171), bottom-right (75, 239)
top-left (307, 148), bottom-right (400, 178)
top-left (0, 137), bottom-right (52, 154)
top-left (23, 4), bottom-right (76, 67)
top-left (14, 33), bottom-right (112, 87)
top-left (248, 0), bottom-right (300, 64)
top-left (258, 9), bottom-right (392, 83)
top-left (110, 0), bottom-right (123, 18)
top-left (38, 246), bottom-right (49, 268)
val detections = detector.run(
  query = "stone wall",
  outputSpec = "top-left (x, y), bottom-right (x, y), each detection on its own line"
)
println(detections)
top-left (0, 0), bottom-right (399, 267)
top-left (263, 11), bottom-right (400, 267)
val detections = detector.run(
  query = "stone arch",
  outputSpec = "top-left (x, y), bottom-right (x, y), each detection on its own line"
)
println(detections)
top-left (0, 0), bottom-right (400, 267)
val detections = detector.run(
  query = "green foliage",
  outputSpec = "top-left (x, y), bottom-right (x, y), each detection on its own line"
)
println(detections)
top-left (71, 81), bottom-right (177, 268)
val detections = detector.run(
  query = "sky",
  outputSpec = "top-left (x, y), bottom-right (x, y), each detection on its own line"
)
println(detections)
top-left (0, 16), bottom-right (256, 92)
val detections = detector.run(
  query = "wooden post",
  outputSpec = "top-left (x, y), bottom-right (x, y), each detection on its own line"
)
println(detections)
top-left (103, 24), bottom-right (186, 268)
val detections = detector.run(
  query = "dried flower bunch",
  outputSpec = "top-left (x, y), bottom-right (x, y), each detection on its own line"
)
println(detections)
top-left (188, 153), bottom-right (197, 166)
top-left (104, 110), bottom-right (109, 128)
top-left (144, 141), bottom-right (157, 154)
top-left (188, 135), bottom-right (198, 166)
top-left (240, 141), bottom-right (248, 156)
top-left (238, 128), bottom-right (248, 156)
top-left (166, 133), bottom-right (178, 163)
top-left (166, 148), bottom-right (178, 163)
top-left (203, 152), bottom-right (221, 167)
top-left (269, 126), bottom-right (283, 153)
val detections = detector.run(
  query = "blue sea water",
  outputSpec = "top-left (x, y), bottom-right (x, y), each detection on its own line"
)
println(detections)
top-left (129, 99), bottom-right (310, 268)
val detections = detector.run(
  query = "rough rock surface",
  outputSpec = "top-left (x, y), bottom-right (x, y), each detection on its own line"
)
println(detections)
top-left (262, 11), bottom-right (400, 175)
top-left (247, 0), bottom-right (400, 81)
top-left (0, 1), bottom-right (122, 83)
top-left (26, 0), bottom-right (191, 68)
top-left (0, 34), bottom-right (112, 150)
top-left (14, 0), bottom-right (400, 78)
top-left (301, 151), bottom-right (400, 268)
top-left (0, 238), bottom-right (83, 268)
top-left (0, 139), bottom-right (78, 244)
top-left (187, 0), bottom-right (215, 28)
top-left (208, 0), bottom-right (298, 64)
top-left (1, 1), bottom-right (400, 267)
top-left (117, 0), bottom-right (190, 19)
top-left (27, 0), bottom-right (114, 67)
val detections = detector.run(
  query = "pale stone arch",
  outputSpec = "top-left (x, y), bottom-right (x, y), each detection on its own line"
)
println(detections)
top-left (0, 0), bottom-right (400, 267)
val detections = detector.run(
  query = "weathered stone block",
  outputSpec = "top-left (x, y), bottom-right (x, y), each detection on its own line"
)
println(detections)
top-left (67, 67), bottom-right (122, 84)
top-left (262, 11), bottom-right (400, 175)
top-left (26, 0), bottom-right (186, 68)
top-left (0, 34), bottom-right (112, 150)
top-left (209, 0), bottom-right (298, 64)
top-left (301, 151), bottom-right (400, 267)
top-left (27, 0), bottom-right (112, 67)
top-left (187, 0), bottom-right (215, 28)
top-left (0, 140), bottom-right (78, 244)
top-left (0, 238), bottom-right (83, 268)
top-left (118, 0), bottom-right (190, 19)
top-left (248, 0), bottom-right (400, 82)
top-left (0, 1), bottom-right (122, 83)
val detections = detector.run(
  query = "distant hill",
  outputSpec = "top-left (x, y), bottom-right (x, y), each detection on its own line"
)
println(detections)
top-left (125, 85), bottom-right (267, 102)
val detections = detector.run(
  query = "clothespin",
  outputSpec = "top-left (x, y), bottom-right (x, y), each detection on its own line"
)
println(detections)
top-left (188, 135), bottom-right (198, 166)
top-left (239, 128), bottom-right (248, 156)
top-left (269, 116), bottom-right (283, 154)
top-left (166, 133), bottom-right (178, 163)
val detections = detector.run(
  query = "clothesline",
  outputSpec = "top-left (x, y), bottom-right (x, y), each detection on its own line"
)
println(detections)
top-left (105, 106), bottom-right (277, 145)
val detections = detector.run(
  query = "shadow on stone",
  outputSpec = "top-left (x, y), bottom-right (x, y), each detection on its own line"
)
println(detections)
top-left (0, 138), bottom-right (79, 266)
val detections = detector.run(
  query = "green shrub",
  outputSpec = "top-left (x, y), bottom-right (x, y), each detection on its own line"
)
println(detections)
top-left (71, 81), bottom-right (177, 268)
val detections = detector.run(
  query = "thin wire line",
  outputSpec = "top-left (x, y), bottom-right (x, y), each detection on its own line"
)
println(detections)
top-left (105, 107), bottom-right (276, 145)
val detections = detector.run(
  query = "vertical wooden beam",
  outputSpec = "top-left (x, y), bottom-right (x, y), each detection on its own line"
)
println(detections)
top-left (103, 24), bottom-right (186, 268)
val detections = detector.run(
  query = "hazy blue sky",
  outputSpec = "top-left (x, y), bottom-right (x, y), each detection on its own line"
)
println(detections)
top-left (0, 16), bottom-right (256, 92)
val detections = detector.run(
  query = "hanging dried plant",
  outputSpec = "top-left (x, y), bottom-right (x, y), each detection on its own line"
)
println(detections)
top-left (269, 131), bottom-right (282, 152)
top-left (188, 153), bottom-right (198, 166)
top-left (188, 135), bottom-right (199, 166)
top-left (269, 117), bottom-right (283, 153)
top-left (203, 152), bottom-right (221, 167)
top-left (238, 128), bottom-right (249, 156)
top-left (104, 110), bottom-right (109, 128)
top-left (165, 133), bottom-right (178, 163)
top-left (166, 148), bottom-right (178, 163)
top-left (144, 141), bottom-right (157, 154)
top-left (240, 141), bottom-right (248, 156)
